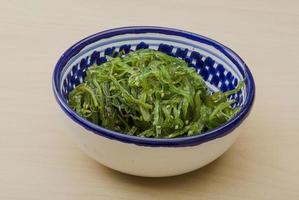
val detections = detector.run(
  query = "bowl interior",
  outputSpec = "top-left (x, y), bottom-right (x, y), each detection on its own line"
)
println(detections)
top-left (59, 31), bottom-right (246, 107)
top-left (53, 27), bottom-right (254, 146)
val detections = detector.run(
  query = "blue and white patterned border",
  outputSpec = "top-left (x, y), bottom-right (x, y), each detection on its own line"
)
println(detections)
top-left (52, 26), bottom-right (255, 147)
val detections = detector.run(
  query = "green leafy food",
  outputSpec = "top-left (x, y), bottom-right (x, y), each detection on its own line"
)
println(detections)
top-left (68, 49), bottom-right (244, 138)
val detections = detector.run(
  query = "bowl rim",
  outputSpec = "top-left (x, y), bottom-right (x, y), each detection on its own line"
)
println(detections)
top-left (52, 26), bottom-right (255, 147)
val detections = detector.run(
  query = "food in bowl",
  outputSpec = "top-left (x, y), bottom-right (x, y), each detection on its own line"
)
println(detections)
top-left (68, 49), bottom-right (244, 138)
top-left (53, 26), bottom-right (255, 177)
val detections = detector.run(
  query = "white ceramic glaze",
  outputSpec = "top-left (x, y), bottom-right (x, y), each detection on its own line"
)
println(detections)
top-left (63, 115), bottom-right (241, 177)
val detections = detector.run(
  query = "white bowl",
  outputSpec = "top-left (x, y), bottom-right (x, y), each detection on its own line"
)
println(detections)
top-left (53, 26), bottom-right (255, 177)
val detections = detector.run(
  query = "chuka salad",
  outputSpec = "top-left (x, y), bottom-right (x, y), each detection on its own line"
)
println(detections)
top-left (68, 49), bottom-right (244, 138)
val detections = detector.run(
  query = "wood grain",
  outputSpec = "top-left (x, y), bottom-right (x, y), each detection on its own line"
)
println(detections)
top-left (1, 0), bottom-right (299, 199)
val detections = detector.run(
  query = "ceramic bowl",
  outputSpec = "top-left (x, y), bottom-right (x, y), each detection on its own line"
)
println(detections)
top-left (52, 26), bottom-right (255, 177)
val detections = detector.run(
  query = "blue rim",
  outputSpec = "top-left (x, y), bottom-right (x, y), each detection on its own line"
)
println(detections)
top-left (52, 26), bottom-right (255, 147)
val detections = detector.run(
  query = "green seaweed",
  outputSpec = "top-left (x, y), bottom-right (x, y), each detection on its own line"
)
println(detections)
top-left (68, 49), bottom-right (244, 138)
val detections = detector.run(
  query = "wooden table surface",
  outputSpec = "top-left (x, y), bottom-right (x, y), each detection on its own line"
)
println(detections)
top-left (1, 1), bottom-right (299, 199)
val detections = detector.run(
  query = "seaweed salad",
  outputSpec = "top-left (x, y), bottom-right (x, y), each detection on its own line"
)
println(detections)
top-left (68, 49), bottom-right (244, 138)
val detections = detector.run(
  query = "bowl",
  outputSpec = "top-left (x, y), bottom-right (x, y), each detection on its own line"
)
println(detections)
top-left (52, 26), bottom-right (255, 177)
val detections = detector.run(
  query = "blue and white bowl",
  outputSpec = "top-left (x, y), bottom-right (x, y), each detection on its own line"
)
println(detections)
top-left (52, 26), bottom-right (255, 177)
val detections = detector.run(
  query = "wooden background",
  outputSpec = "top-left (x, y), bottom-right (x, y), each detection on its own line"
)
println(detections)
top-left (1, 1), bottom-right (299, 199)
